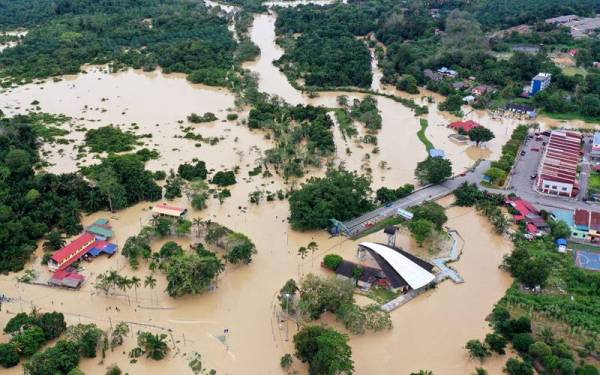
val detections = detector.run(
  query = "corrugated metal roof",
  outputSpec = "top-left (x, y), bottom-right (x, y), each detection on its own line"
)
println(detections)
top-left (359, 242), bottom-right (435, 290)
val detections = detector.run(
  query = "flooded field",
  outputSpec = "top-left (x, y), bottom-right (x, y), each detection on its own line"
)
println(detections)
top-left (1, 2), bottom-right (580, 374)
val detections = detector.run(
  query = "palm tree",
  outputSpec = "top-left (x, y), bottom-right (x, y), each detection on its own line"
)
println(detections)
top-left (307, 241), bottom-right (318, 266)
top-left (138, 332), bottom-right (169, 360)
top-left (192, 217), bottom-right (203, 238)
top-left (130, 276), bottom-right (141, 301)
top-left (43, 231), bottom-right (65, 251)
top-left (144, 274), bottom-right (157, 304)
top-left (297, 246), bottom-right (308, 276)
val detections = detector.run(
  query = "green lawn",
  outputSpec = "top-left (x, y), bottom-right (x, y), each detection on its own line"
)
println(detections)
top-left (541, 110), bottom-right (600, 124)
top-left (417, 118), bottom-right (434, 152)
top-left (569, 241), bottom-right (600, 253)
top-left (363, 286), bottom-right (400, 304)
top-left (588, 173), bottom-right (600, 192)
top-left (351, 216), bottom-right (406, 240)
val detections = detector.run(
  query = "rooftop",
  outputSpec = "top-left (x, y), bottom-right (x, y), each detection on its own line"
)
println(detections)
top-left (574, 209), bottom-right (600, 231)
top-left (538, 130), bottom-right (581, 186)
top-left (359, 242), bottom-right (435, 290)
top-left (51, 232), bottom-right (96, 264)
top-left (152, 203), bottom-right (188, 217)
top-left (448, 120), bottom-right (481, 133)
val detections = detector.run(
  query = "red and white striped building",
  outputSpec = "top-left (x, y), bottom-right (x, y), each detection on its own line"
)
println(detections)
top-left (535, 130), bottom-right (581, 197)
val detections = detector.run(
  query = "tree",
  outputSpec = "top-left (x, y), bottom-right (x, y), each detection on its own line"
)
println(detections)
top-left (409, 219), bottom-right (434, 247)
top-left (397, 75), bottom-right (419, 94)
top-left (505, 358), bottom-right (533, 375)
top-left (484, 333), bottom-right (507, 355)
top-left (4, 312), bottom-right (37, 334)
top-left (576, 365), bottom-right (600, 375)
top-left (415, 157), bottom-right (452, 185)
top-left (106, 364), bottom-right (122, 375)
top-left (110, 322), bottom-right (130, 350)
top-left (294, 325), bottom-right (354, 375)
top-left (278, 279), bottom-right (299, 314)
top-left (37, 312), bottom-right (66, 340)
top-left (289, 168), bottom-right (374, 230)
top-left (468, 127), bottom-right (495, 146)
top-left (307, 241), bottom-right (318, 265)
top-left (137, 332), bottom-right (169, 360)
top-left (323, 254), bottom-right (343, 270)
top-left (165, 252), bottom-right (224, 297)
top-left (164, 176), bottom-right (184, 200)
top-left (411, 371), bottom-right (434, 375)
top-left (225, 242), bottom-right (257, 264)
top-left (11, 326), bottom-right (46, 357)
top-left (159, 241), bottom-right (183, 258)
top-left (43, 231), bottom-right (65, 251)
top-left (550, 220), bottom-right (571, 240)
top-left (511, 333), bottom-right (534, 353)
top-left (411, 201), bottom-right (447, 229)
top-left (178, 161), bottom-right (207, 181)
top-left (298, 274), bottom-right (354, 320)
top-left (280, 353), bottom-right (293, 373)
top-left (211, 171), bottom-right (236, 186)
top-left (0, 343), bottom-right (19, 368)
top-left (130, 276), bottom-right (142, 301)
top-left (465, 339), bottom-right (490, 362)
top-left (484, 167), bottom-right (507, 186)
top-left (23, 340), bottom-right (80, 375)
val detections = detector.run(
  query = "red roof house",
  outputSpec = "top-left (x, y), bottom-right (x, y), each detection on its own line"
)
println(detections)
top-left (448, 120), bottom-right (481, 133)
top-left (48, 232), bottom-right (97, 272)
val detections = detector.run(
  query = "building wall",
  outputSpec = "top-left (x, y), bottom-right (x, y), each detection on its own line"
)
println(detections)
top-left (537, 178), bottom-right (574, 197)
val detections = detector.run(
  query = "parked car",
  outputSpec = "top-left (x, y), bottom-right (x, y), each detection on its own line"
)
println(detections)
top-left (521, 150), bottom-right (526, 156)
top-left (530, 148), bottom-right (540, 152)
top-left (530, 174), bottom-right (537, 180)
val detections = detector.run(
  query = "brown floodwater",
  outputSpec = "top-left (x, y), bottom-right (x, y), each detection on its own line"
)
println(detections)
top-left (0, 5), bottom-right (541, 374)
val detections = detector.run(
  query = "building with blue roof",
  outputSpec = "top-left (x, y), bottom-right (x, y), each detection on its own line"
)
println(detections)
top-left (592, 132), bottom-right (600, 160)
top-left (429, 149), bottom-right (446, 158)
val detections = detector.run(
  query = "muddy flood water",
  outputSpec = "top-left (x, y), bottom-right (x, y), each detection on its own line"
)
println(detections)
top-left (0, 2), bottom-right (589, 374)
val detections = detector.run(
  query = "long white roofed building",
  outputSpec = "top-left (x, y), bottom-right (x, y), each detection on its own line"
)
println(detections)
top-left (358, 242), bottom-right (436, 292)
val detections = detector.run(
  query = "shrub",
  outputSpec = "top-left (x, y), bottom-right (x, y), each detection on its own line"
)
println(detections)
top-left (178, 161), bottom-right (207, 181)
top-left (505, 358), bottom-right (533, 375)
top-left (11, 326), bottom-right (46, 357)
top-left (37, 312), bottom-right (66, 340)
top-left (226, 113), bottom-right (238, 121)
top-left (84, 126), bottom-right (138, 153)
top-left (106, 363), bottom-right (122, 375)
top-left (211, 171), bottom-right (236, 186)
top-left (0, 343), bottom-right (19, 368)
top-left (512, 333), bottom-right (534, 353)
top-left (187, 112), bottom-right (217, 123)
top-left (323, 254), bottom-right (343, 270)
top-left (485, 333), bottom-right (508, 354)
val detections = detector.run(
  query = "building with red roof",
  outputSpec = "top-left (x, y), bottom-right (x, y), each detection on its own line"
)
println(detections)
top-left (152, 203), bottom-right (188, 218)
top-left (506, 197), bottom-right (549, 235)
top-left (48, 232), bottom-right (97, 272)
top-left (536, 130), bottom-right (581, 197)
top-left (448, 120), bottom-right (481, 133)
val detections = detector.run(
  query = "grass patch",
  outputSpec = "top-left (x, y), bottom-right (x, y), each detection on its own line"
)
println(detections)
top-left (588, 172), bottom-right (600, 191)
top-left (417, 118), bottom-right (434, 152)
top-left (541, 110), bottom-right (600, 124)
top-left (352, 216), bottom-right (406, 240)
top-left (334, 108), bottom-right (357, 139)
top-left (561, 65), bottom-right (587, 77)
top-left (363, 286), bottom-right (400, 304)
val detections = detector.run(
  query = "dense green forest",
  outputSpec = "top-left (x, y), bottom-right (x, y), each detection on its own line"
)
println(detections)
top-left (0, 115), bottom-right (161, 272)
top-left (0, 0), bottom-right (248, 87)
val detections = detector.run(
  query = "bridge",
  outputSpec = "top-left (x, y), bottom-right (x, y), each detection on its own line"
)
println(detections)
top-left (341, 160), bottom-right (492, 237)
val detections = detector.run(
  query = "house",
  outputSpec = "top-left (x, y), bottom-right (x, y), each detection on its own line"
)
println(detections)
top-left (152, 203), bottom-right (188, 218)
top-left (591, 132), bottom-right (600, 160)
top-left (471, 84), bottom-right (495, 96)
top-left (429, 149), bottom-right (446, 158)
top-left (335, 260), bottom-right (391, 290)
top-left (553, 208), bottom-right (600, 244)
top-left (505, 103), bottom-right (537, 118)
top-left (48, 219), bottom-right (118, 272)
top-left (424, 69), bottom-right (443, 82)
top-left (437, 67), bottom-right (458, 78)
top-left (511, 44), bottom-right (541, 54)
top-left (357, 242), bottom-right (436, 293)
top-left (85, 218), bottom-right (113, 240)
top-left (48, 233), bottom-right (97, 272)
top-left (452, 81), bottom-right (467, 90)
top-left (567, 49), bottom-right (579, 57)
top-left (48, 269), bottom-right (85, 289)
top-left (448, 120), bottom-right (481, 133)
top-left (506, 197), bottom-right (549, 235)
top-left (536, 130), bottom-right (581, 197)
top-left (530, 73), bottom-right (551, 95)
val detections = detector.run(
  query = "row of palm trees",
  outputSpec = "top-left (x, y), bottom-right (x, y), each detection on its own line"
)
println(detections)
top-left (95, 270), bottom-right (158, 304)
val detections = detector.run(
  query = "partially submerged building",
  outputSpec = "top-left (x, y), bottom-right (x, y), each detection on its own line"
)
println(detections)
top-left (352, 242), bottom-right (436, 293)
top-left (448, 120), bottom-right (481, 133)
top-left (48, 219), bottom-right (117, 272)
top-left (535, 130), bottom-right (581, 197)
top-left (152, 203), bottom-right (188, 218)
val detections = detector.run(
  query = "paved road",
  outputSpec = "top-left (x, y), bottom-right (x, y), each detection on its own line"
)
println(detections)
top-left (343, 161), bottom-right (491, 236)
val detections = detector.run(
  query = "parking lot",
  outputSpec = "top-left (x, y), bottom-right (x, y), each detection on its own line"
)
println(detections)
top-left (507, 133), bottom-right (547, 196)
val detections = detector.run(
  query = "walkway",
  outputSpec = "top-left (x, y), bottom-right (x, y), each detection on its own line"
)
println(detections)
top-left (381, 229), bottom-right (465, 312)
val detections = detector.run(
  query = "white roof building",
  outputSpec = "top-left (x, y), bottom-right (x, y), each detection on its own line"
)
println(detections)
top-left (359, 242), bottom-right (435, 290)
